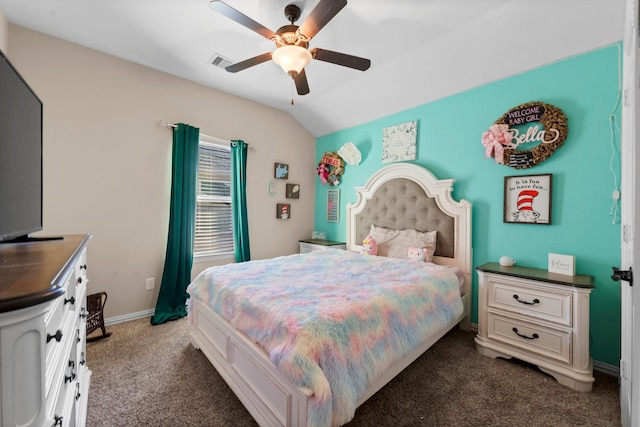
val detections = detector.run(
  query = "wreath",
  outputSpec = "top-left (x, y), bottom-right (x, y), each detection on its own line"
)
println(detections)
top-left (317, 151), bottom-right (344, 186)
top-left (482, 101), bottom-right (568, 169)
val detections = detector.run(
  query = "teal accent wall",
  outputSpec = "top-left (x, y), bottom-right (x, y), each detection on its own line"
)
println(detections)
top-left (315, 45), bottom-right (622, 367)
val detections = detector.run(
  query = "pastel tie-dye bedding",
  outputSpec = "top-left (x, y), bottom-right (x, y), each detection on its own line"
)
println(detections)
top-left (186, 249), bottom-right (463, 427)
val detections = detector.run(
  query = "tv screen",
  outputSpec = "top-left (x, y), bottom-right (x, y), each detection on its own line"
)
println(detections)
top-left (0, 49), bottom-right (43, 242)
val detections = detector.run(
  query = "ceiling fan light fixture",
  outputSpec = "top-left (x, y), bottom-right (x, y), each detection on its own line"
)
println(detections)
top-left (272, 45), bottom-right (312, 76)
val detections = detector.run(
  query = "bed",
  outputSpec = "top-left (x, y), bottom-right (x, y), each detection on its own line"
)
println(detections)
top-left (187, 163), bottom-right (472, 427)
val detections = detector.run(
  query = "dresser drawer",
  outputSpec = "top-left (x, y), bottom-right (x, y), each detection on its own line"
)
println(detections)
top-left (487, 313), bottom-right (572, 365)
top-left (487, 277), bottom-right (572, 327)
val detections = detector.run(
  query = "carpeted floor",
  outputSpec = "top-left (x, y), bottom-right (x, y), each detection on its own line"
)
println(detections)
top-left (86, 317), bottom-right (621, 427)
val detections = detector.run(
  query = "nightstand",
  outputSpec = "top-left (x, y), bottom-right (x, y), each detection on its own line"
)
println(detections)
top-left (474, 262), bottom-right (595, 392)
top-left (299, 239), bottom-right (346, 253)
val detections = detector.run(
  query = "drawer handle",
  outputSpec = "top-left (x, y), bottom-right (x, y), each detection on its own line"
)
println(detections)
top-left (75, 383), bottom-right (81, 401)
top-left (77, 277), bottom-right (83, 284)
top-left (64, 296), bottom-right (75, 306)
top-left (47, 330), bottom-right (63, 343)
top-left (512, 327), bottom-right (539, 340)
top-left (65, 373), bottom-right (76, 383)
top-left (53, 415), bottom-right (63, 427)
top-left (513, 294), bottom-right (540, 305)
top-left (80, 264), bottom-right (87, 270)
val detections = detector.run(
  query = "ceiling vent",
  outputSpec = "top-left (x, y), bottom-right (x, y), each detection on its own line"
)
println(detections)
top-left (209, 53), bottom-right (234, 69)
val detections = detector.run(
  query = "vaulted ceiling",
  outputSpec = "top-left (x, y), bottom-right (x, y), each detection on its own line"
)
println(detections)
top-left (0, 0), bottom-right (624, 137)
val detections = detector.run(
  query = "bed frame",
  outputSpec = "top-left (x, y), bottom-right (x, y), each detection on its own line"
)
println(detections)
top-left (189, 163), bottom-right (472, 427)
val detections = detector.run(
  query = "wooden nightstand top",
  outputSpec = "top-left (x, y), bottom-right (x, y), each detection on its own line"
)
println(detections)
top-left (299, 239), bottom-right (346, 246)
top-left (476, 262), bottom-right (595, 289)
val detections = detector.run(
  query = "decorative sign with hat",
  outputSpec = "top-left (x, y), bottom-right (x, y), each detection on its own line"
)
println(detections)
top-left (482, 101), bottom-right (568, 169)
top-left (504, 174), bottom-right (552, 224)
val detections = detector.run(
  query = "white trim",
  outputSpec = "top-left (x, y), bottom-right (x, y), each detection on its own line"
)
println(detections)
top-left (104, 309), bottom-right (154, 326)
top-left (594, 360), bottom-right (620, 377)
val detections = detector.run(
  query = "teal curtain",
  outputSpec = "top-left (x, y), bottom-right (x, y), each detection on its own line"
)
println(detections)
top-left (151, 124), bottom-right (199, 325)
top-left (231, 140), bottom-right (251, 262)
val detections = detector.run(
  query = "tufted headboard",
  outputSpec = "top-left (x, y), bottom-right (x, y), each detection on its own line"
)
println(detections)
top-left (346, 163), bottom-right (472, 296)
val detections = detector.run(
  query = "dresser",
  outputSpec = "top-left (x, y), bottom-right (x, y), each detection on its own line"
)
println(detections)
top-left (298, 239), bottom-right (346, 253)
top-left (0, 234), bottom-right (92, 426)
top-left (474, 262), bottom-right (595, 392)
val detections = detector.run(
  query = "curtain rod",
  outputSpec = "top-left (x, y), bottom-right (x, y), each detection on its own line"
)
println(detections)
top-left (157, 120), bottom-right (256, 150)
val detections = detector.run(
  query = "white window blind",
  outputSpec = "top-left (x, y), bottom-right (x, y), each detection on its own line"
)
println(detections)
top-left (194, 141), bottom-right (234, 258)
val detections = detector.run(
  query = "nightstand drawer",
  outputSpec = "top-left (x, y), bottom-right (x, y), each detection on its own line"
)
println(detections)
top-left (488, 313), bottom-right (572, 365)
top-left (487, 277), bottom-right (572, 327)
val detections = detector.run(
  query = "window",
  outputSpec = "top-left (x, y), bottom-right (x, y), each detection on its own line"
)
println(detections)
top-left (194, 141), bottom-right (234, 259)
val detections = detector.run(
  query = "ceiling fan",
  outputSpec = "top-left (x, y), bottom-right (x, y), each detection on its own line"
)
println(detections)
top-left (210, 0), bottom-right (371, 97)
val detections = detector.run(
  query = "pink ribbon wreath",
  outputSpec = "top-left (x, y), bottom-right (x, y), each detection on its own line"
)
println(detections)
top-left (481, 124), bottom-right (514, 164)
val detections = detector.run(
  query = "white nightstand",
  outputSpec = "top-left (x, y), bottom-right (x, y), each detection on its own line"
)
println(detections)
top-left (474, 262), bottom-right (595, 392)
top-left (299, 239), bottom-right (346, 253)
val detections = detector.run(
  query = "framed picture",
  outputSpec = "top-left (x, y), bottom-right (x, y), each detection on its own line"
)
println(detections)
top-left (327, 189), bottom-right (340, 222)
top-left (504, 174), bottom-right (552, 224)
top-left (274, 163), bottom-right (289, 179)
top-left (286, 183), bottom-right (300, 199)
top-left (276, 203), bottom-right (291, 219)
top-left (382, 120), bottom-right (417, 163)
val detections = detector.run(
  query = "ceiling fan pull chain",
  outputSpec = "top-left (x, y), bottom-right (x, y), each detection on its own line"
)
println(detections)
top-left (291, 78), bottom-right (295, 106)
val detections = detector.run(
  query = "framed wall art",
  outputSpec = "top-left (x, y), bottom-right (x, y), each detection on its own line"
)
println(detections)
top-left (504, 174), bottom-right (552, 224)
top-left (286, 183), bottom-right (300, 199)
top-left (274, 163), bottom-right (289, 179)
top-left (327, 189), bottom-right (340, 222)
top-left (276, 203), bottom-right (291, 219)
top-left (382, 120), bottom-right (417, 163)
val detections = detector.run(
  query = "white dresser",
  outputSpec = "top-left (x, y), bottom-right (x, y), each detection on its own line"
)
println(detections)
top-left (298, 239), bottom-right (346, 253)
top-left (0, 234), bottom-right (92, 426)
top-left (474, 262), bottom-right (595, 392)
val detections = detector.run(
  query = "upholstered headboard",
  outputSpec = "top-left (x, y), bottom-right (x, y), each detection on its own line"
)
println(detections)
top-left (346, 163), bottom-right (472, 283)
top-left (354, 178), bottom-right (455, 258)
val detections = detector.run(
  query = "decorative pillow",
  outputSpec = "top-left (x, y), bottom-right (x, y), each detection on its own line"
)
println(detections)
top-left (369, 225), bottom-right (437, 260)
top-left (361, 235), bottom-right (378, 255)
top-left (406, 247), bottom-right (428, 262)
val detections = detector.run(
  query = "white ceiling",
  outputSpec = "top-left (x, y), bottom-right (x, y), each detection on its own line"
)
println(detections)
top-left (0, 0), bottom-right (625, 137)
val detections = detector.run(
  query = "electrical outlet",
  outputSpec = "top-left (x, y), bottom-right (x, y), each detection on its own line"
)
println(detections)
top-left (145, 277), bottom-right (155, 290)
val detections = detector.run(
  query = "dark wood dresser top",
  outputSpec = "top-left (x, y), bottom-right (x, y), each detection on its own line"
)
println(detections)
top-left (0, 234), bottom-right (90, 313)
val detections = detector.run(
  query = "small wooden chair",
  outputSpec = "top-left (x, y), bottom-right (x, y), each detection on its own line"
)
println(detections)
top-left (86, 292), bottom-right (112, 342)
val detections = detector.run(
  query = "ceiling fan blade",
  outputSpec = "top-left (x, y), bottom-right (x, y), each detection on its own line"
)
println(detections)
top-left (210, 1), bottom-right (275, 39)
top-left (294, 69), bottom-right (310, 95)
top-left (311, 48), bottom-right (371, 71)
top-left (298, 0), bottom-right (347, 40)
top-left (225, 52), bottom-right (273, 73)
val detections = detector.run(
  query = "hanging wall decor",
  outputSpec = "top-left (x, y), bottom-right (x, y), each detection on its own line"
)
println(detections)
top-left (316, 151), bottom-right (345, 186)
top-left (276, 203), bottom-right (291, 219)
top-left (503, 174), bottom-right (552, 224)
top-left (286, 183), bottom-right (300, 199)
top-left (274, 163), bottom-right (289, 179)
top-left (382, 120), bottom-right (417, 163)
top-left (482, 101), bottom-right (568, 169)
top-left (327, 189), bottom-right (340, 222)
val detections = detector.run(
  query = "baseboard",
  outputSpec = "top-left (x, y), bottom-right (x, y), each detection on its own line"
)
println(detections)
top-left (105, 309), bottom-right (154, 326)
top-left (594, 360), bottom-right (619, 377)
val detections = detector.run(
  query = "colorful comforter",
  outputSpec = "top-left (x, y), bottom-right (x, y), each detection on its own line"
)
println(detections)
top-left (186, 249), bottom-right (463, 427)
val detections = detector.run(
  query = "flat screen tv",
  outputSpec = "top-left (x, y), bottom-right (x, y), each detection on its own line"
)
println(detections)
top-left (0, 49), bottom-right (43, 242)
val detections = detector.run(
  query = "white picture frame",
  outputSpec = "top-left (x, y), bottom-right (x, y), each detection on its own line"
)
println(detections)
top-left (382, 120), bottom-right (417, 163)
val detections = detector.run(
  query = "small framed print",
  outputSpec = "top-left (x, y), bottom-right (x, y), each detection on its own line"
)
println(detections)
top-left (286, 183), bottom-right (300, 199)
top-left (274, 163), bottom-right (289, 179)
top-left (276, 203), bottom-right (290, 219)
top-left (504, 174), bottom-right (552, 224)
top-left (327, 189), bottom-right (340, 222)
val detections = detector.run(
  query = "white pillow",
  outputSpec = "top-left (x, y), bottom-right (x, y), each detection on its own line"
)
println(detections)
top-left (369, 225), bottom-right (437, 261)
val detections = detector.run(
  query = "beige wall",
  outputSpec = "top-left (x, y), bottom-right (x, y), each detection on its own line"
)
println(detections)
top-left (0, 8), bottom-right (7, 53)
top-left (7, 25), bottom-right (316, 320)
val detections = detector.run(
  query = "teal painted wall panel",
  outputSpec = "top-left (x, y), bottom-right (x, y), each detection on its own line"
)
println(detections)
top-left (315, 45), bottom-right (622, 367)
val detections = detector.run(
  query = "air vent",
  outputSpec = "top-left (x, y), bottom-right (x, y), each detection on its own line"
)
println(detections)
top-left (209, 53), bottom-right (234, 69)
